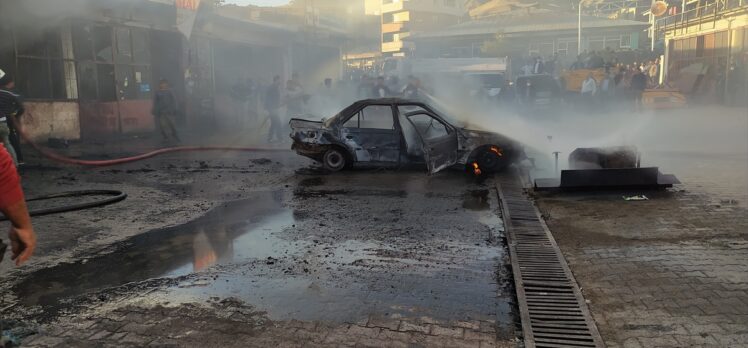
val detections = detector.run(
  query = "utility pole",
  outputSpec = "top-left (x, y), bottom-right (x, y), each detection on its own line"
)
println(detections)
top-left (578, 0), bottom-right (584, 56)
top-left (650, 0), bottom-right (655, 51)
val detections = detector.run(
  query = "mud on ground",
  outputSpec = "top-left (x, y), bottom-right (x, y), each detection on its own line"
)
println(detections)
top-left (1, 148), bottom-right (519, 347)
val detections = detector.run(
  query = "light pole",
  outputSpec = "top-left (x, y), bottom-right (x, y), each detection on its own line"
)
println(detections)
top-left (650, 0), bottom-right (655, 51)
top-left (577, 0), bottom-right (583, 56)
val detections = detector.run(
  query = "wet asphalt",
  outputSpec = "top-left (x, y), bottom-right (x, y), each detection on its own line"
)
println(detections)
top-left (6, 162), bottom-right (518, 340)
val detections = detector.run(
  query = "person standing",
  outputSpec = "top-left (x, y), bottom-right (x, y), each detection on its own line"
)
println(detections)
top-left (521, 60), bottom-right (533, 75)
top-left (0, 142), bottom-right (35, 266)
top-left (402, 75), bottom-right (420, 99)
top-left (285, 78), bottom-right (304, 119)
top-left (570, 55), bottom-right (585, 70)
top-left (0, 70), bottom-right (24, 165)
top-left (264, 75), bottom-right (284, 143)
top-left (151, 79), bottom-right (180, 143)
top-left (580, 72), bottom-right (598, 110)
top-left (630, 68), bottom-right (648, 112)
top-left (533, 57), bottom-right (545, 74)
top-left (648, 58), bottom-right (660, 87)
top-left (587, 51), bottom-right (604, 69)
top-left (372, 76), bottom-right (391, 98)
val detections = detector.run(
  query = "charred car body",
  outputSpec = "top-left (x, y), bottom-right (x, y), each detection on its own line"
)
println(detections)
top-left (289, 98), bottom-right (522, 175)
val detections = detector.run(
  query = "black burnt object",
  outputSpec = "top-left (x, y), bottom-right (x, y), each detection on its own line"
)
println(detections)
top-left (535, 146), bottom-right (680, 191)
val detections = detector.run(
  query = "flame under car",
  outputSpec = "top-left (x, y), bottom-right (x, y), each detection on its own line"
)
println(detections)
top-left (289, 98), bottom-right (522, 175)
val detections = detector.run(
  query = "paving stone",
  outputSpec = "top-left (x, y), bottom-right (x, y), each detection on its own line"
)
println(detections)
top-left (398, 321), bottom-right (430, 334)
top-left (366, 317), bottom-right (400, 331)
top-left (430, 325), bottom-right (464, 338)
top-left (463, 329), bottom-right (494, 342)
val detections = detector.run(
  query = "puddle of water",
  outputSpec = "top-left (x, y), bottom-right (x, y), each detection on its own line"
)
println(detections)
top-left (13, 182), bottom-right (515, 333)
top-left (463, 189), bottom-right (491, 211)
top-left (13, 191), bottom-right (299, 311)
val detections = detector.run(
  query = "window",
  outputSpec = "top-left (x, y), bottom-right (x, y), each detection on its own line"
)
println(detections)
top-left (14, 25), bottom-right (77, 99)
top-left (78, 61), bottom-right (98, 100)
top-left (407, 113), bottom-right (448, 140)
top-left (72, 24), bottom-right (151, 101)
top-left (116, 27), bottom-right (133, 63)
top-left (93, 26), bottom-right (113, 62)
top-left (529, 43), bottom-right (539, 56)
top-left (116, 65), bottom-right (151, 100)
top-left (97, 64), bottom-right (117, 102)
top-left (620, 34), bottom-right (631, 48)
top-left (343, 105), bottom-right (394, 130)
top-left (17, 59), bottom-right (51, 98)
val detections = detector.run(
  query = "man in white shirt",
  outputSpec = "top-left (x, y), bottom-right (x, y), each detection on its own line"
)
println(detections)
top-left (580, 73), bottom-right (597, 109)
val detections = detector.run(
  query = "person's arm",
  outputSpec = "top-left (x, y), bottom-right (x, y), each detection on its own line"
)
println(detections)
top-left (0, 144), bottom-right (35, 265)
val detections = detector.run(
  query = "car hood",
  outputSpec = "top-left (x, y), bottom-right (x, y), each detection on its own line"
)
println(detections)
top-left (289, 118), bottom-right (325, 130)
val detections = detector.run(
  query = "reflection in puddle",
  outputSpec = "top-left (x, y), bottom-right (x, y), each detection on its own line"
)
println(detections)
top-left (13, 184), bottom-right (515, 333)
top-left (13, 191), bottom-right (296, 312)
top-left (463, 189), bottom-right (490, 211)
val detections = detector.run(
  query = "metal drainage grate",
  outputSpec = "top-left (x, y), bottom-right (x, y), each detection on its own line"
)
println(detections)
top-left (497, 173), bottom-right (604, 348)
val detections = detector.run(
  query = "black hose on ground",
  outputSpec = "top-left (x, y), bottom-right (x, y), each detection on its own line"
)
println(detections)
top-left (0, 190), bottom-right (127, 221)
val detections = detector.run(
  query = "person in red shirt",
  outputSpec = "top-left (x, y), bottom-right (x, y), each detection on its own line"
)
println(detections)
top-left (0, 143), bottom-right (35, 265)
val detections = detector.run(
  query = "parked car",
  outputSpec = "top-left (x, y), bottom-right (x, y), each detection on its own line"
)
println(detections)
top-left (289, 98), bottom-right (523, 174)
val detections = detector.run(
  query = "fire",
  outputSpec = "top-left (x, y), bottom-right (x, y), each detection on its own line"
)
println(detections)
top-left (472, 162), bottom-right (482, 176)
top-left (490, 146), bottom-right (503, 157)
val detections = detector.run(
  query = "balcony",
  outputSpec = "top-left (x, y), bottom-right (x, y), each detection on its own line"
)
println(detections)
top-left (381, 40), bottom-right (414, 53)
top-left (382, 0), bottom-right (463, 16)
top-left (656, 0), bottom-right (747, 36)
top-left (382, 22), bottom-right (406, 33)
top-left (382, 1), bottom-right (405, 14)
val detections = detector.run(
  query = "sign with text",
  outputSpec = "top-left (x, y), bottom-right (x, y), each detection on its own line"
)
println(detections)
top-left (176, 0), bottom-right (201, 39)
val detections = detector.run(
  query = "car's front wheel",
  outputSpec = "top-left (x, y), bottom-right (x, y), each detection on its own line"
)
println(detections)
top-left (322, 148), bottom-right (347, 172)
top-left (477, 147), bottom-right (508, 173)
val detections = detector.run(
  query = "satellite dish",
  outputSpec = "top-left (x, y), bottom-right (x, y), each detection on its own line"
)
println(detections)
top-left (651, 1), bottom-right (668, 16)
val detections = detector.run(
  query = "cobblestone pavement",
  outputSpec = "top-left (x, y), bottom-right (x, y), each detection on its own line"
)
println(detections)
top-left (534, 106), bottom-right (748, 347)
top-left (21, 302), bottom-right (513, 348)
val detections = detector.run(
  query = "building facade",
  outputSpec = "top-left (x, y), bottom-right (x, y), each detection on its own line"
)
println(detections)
top-left (407, 10), bottom-right (649, 71)
top-left (659, 0), bottom-right (747, 105)
top-left (0, 0), bottom-right (344, 141)
top-left (379, 0), bottom-right (465, 56)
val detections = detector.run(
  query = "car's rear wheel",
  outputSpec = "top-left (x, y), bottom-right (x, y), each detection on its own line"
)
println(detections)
top-left (322, 148), bottom-right (347, 172)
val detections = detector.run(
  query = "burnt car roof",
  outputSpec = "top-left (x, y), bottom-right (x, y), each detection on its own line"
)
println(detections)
top-left (351, 98), bottom-right (425, 105)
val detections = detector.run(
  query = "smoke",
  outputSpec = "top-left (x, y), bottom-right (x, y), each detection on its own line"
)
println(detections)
top-left (3, 0), bottom-right (98, 28)
top-left (420, 73), bottom-right (748, 180)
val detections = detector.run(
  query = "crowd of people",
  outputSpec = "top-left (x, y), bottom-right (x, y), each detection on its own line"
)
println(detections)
top-left (225, 72), bottom-right (342, 144)
top-left (513, 48), bottom-right (665, 111)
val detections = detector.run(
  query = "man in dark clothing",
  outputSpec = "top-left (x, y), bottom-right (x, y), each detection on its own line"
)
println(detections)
top-left (630, 68), bottom-right (648, 112)
top-left (571, 55), bottom-right (585, 70)
top-left (265, 75), bottom-right (284, 143)
top-left (587, 51), bottom-right (605, 69)
top-left (0, 69), bottom-right (24, 165)
top-left (533, 57), bottom-right (545, 74)
top-left (151, 79), bottom-right (180, 143)
top-left (402, 75), bottom-right (420, 99)
top-left (372, 76), bottom-right (391, 98)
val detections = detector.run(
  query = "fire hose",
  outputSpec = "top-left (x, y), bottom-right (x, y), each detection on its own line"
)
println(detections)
top-left (0, 190), bottom-right (127, 222)
top-left (10, 114), bottom-right (287, 167)
top-left (2, 114), bottom-right (287, 219)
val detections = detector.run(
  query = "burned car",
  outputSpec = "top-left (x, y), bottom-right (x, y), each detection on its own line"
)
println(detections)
top-left (289, 98), bottom-right (522, 175)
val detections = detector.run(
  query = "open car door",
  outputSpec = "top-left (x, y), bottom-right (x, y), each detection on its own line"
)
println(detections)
top-left (404, 111), bottom-right (459, 174)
